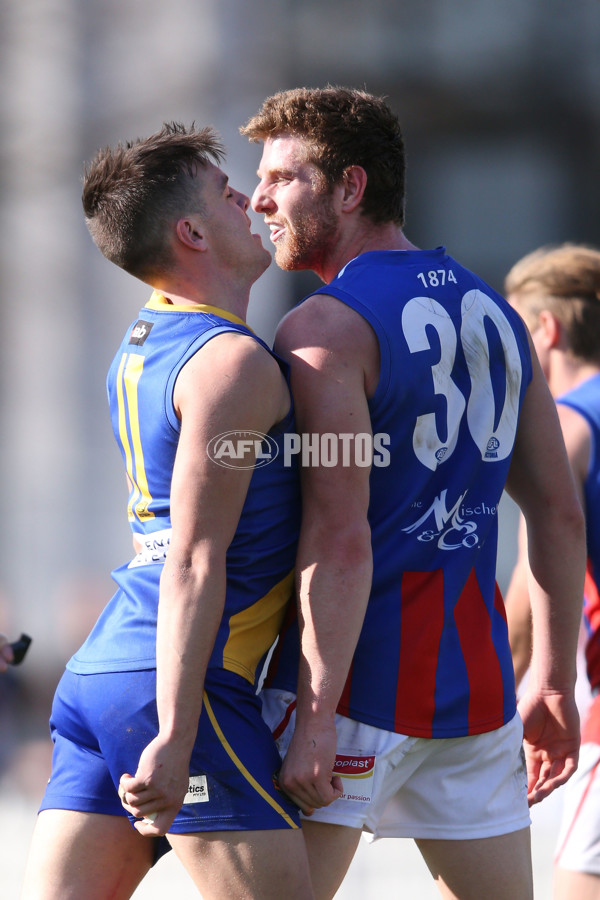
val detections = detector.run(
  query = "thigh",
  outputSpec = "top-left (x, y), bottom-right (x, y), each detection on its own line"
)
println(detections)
top-left (301, 820), bottom-right (362, 900)
top-left (416, 828), bottom-right (533, 900)
top-left (168, 826), bottom-right (314, 900)
top-left (21, 809), bottom-right (153, 900)
top-left (554, 867), bottom-right (600, 900)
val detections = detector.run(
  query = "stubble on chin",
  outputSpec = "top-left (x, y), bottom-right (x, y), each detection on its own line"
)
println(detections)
top-left (274, 225), bottom-right (331, 273)
top-left (273, 191), bottom-right (337, 272)
top-left (273, 244), bottom-right (296, 271)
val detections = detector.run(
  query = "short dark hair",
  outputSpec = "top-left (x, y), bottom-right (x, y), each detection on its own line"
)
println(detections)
top-left (505, 243), bottom-right (600, 363)
top-left (241, 86), bottom-right (406, 226)
top-left (82, 122), bottom-right (225, 280)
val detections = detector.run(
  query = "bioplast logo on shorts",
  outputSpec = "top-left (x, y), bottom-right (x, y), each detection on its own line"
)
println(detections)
top-left (206, 431), bottom-right (391, 469)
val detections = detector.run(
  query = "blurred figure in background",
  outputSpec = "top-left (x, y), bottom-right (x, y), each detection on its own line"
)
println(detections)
top-left (0, 634), bottom-right (14, 672)
top-left (505, 243), bottom-right (600, 900)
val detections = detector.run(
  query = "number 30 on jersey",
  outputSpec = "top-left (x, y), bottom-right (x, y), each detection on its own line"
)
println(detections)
top-left (402, 290), bottom-right (523, 472)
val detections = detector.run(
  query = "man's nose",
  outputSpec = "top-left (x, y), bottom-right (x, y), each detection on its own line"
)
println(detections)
top-left (251, 183), bottom-right (272, 213)
top-left (233, 188), bottom-right (250, 211)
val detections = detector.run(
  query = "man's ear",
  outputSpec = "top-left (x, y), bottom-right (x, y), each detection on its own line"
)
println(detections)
top-left (340, 165), bottom-right (367, 213)
top-left (175, 217), bottom-right (207, 251)
top-left (537, 309), bottom-right (562, 349)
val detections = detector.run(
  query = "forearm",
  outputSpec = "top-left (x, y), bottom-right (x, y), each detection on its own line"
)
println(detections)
top-left (155, 553), bottom-right (226, 751)
top-left (276, 521), bottom-right (372, 812)
top-left (294, 520), bottom-right (372, 723)
top-left (512, 519), bottom-right (584, 807)
top-left (526, 514), bottom-right (585, 692)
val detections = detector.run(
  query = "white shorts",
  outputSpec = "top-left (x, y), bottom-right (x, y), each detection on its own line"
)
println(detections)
top-left (555, 741), bottom-right (600, 874)
top-left (261, 689), bottom-right (530, 841)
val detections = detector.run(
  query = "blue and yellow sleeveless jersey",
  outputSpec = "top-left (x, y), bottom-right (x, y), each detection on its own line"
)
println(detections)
top-left (266, 248), bottom-right (533, 738)
top-left (557, 374), bottom-right (600, 697)
top-left (68, 292), bottom-right (300, 688)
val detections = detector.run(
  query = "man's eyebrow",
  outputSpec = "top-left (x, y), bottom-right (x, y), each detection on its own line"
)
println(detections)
top-left (217, 172), bottom-right (229, 191)
top-left (257, 167), bottom-right (294, 179)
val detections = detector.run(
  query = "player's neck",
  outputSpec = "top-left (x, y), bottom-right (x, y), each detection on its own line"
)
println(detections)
top-left (149, 272), bottom-right (251, 322)
top-left (549, 353), bottom-right (600, 397)
top-left (319, 224), bottom-right (418, 283)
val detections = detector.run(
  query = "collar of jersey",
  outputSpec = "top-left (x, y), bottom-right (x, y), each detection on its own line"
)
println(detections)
top-left (146, 291), bottom-right (250, 329)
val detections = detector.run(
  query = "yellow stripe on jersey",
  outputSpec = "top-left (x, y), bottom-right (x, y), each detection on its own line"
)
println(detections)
top-left (117, 352), bottom-right (155, 523)
top-left (145, 291), bottom-right (253, 330)
top-left (223, 571), bottom-right (295, 683)
top-left (116, 354), bottom-right (138, 521)
top-left (203, 692), bottom-right (298, 829)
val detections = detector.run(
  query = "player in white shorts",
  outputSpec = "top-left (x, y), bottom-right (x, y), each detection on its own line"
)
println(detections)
top-left (263, 690), bottom-right (529, 841)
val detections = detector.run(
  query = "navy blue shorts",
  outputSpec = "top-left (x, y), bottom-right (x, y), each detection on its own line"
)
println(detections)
top-left (41, 668), bottom-right (300, 834)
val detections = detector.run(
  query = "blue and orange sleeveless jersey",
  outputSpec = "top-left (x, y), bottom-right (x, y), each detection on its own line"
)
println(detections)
top-left (557, 374), bottom-right (600, 734)
top-left (267, 248), bottom-right (533, 738)
top-left (68, 292), bottom-right (300, 688)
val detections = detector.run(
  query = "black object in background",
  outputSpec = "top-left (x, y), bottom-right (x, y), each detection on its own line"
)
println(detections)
top-left (8, 634), bottom-right (32, 665)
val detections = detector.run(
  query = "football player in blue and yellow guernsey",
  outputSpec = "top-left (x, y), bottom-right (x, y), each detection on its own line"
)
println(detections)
top-left (21, 123), bottom-right (314, 900)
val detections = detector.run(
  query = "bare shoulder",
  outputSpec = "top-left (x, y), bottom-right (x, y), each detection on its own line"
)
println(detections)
top-left (175, 330), bottom-right (288, 421)
top-left (556, 401), bottom-right (592, 441)
top-left (275, 293), bottom-right (379, 391)
top-left (507, 345), bottom-right (577, 511)
top-left (277, 294), bottom-right (374, 352)
top-left (556, 401), bottom-right (592, 484)
top-left (188, 330), bottom-right (280, 380)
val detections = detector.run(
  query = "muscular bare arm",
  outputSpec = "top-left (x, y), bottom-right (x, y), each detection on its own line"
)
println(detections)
top-left (273, 295), bottom-right (378, 813)
top-left (506, 341), bottom-right (586, 804)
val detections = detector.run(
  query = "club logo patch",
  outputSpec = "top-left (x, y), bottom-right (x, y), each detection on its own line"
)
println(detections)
top-left (129, 320), bottom-right (154, 346)
top-left (183, 774), bottom-right (209, 804)
top-left (333, 753), bottom-right (376, 803)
